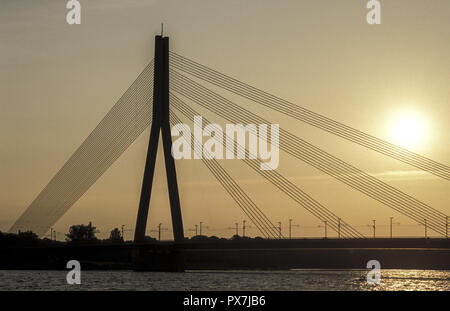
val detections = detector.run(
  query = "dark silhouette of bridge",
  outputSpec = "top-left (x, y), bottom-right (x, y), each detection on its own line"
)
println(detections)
top-left (9, 35), bottom-right (450, 241)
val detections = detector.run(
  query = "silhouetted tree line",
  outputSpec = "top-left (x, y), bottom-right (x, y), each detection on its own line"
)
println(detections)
top-left (66, 221), bottom-right (99, 243)
top-left (0, 230), bottom-right (47, 247)
top-left (1, 222), bottom-right (264, 247)
top-left (189, 234), bottom-right (263, 242)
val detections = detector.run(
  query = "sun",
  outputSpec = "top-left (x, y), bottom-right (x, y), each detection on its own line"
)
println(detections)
top-left (389, 111), bottom-right (427, 149)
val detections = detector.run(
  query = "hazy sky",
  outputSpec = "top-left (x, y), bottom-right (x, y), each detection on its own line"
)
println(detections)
top-left (1, 0), bottom-right (449, 239)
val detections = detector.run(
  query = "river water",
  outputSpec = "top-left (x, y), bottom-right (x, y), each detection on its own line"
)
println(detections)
top-left (0, 269), bottom-right (449, 291)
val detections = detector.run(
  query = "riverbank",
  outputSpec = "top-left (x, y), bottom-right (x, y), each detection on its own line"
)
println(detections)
top-left (1, 238), bottom-right (449, 271)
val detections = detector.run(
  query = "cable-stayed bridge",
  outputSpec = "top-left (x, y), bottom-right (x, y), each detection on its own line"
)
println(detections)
top-left (9, 35), bottom-right (450, 241)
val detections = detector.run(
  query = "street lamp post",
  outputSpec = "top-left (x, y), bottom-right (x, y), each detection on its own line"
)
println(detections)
top-left (289, 219), bottom-right (292, 239)
top-left (372, 220), bottom-right (376, 239)
top-left (338, 218), bottom-right (341, 239)
top-left (424, 219), bottom-right (427, 238)
top-left (390, 217), bottom-right (393, 239)
top-left (158, 223), bottom-right (162, 241)
top-left (446, 216), bottom-right (448, 239)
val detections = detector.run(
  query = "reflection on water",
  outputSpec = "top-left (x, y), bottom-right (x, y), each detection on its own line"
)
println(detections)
top-left (0, 269), bottom-right (449, 291)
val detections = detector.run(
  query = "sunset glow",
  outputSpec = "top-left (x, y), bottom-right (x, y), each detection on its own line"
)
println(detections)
top-left (389, 111), bottom-right (427, 149)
